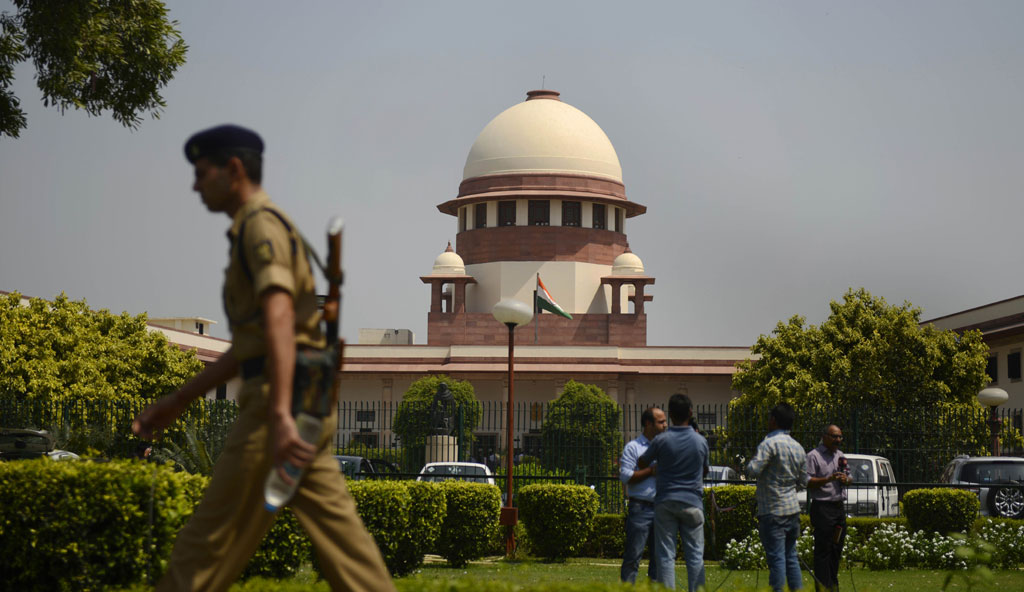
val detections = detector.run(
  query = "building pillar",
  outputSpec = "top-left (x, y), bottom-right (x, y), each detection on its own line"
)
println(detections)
top-left (429, 280), bottom-right (443, 313)
top-left (608, 280), bottom-right (623, 314)
top-left (381, 378), bottom-right (394, 443)
top-left (453, 279), bottom-right (468, 314)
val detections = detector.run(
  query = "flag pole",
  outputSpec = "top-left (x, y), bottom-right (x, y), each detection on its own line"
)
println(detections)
top-left (534, 273), bottom-right (539, 344)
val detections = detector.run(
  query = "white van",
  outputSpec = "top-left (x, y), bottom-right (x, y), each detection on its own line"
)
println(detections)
top-left (800, 453), bottom-right (898, 518)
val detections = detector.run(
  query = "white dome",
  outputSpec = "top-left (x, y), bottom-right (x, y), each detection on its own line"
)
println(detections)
top-left (463, 90), bottom-right (623, 182)
top-left (432, 243), bottom-right (465, 275)
top-left (612, 251), bottom-right (645, 276)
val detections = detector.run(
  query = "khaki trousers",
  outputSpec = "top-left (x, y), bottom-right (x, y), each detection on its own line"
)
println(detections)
top-left (157, 378), bottom-right (395, 592)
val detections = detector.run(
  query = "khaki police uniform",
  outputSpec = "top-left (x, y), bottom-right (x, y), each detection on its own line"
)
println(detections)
top-left (158, 191), bottom-right (394, 592)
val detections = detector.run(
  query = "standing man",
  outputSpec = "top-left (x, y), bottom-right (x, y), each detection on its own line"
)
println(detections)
top-left (132, 125), bottom-right (394, 592)
top-left (638, 394), bottom-right (710, 592)
top-left (746, 403), bottom-right (809, 592)
top-left (806, 425), bottom-right (851, 592)
top-left (619, 406), bottom-right (667, 583)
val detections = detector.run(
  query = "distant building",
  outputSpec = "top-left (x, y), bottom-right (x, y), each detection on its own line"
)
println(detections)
top-left (924, 294), bottom-right (1024, 408)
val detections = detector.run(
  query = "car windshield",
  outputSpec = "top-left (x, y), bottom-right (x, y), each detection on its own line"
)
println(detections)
top-left (421, 464), bottom-right (489, 483)
top-left (961, 462), bottom-right (1024, 484)
top-left (848, 459), bottom-right (875, 483)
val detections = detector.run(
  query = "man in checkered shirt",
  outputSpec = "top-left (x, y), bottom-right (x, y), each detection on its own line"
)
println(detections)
top-left (746, 403), bottom-right (809, 592)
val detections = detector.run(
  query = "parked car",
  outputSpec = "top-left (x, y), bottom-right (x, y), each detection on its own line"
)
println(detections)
top-left (940, 455), bottom-right (1024, 519)
top-left (334, 455), bottom-right (399, 480)
top-left (0, 429), bottom-right (80, 461)
top-left (799, 453), bottom-right (898, 518)
top-left (416, 461), bottom-right (495, 486)
top-left (705, 465), bottom-right (742, 488)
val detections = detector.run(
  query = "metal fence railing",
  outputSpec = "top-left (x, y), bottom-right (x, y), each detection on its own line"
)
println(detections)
top-left (3, 397), bottom-right (1022, 513)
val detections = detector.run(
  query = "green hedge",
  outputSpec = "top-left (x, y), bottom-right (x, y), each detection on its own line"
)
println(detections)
top-left (703, 485), bottom-right (757, 560)
top-left (0, 459), bottom-right (205, 591)
top-left (243, 508), bottom-right (311, 580)
top-left (903, 488), bottom-right (979, 534)
top-left (435, 481), bottom-right (501, 567)
top-left (519, 484), bottom-right (599, 560)
top-left (579, 513), bottom-right (626, 558)
top-left (348, 480), bottom-right (412, 573)
top-left (396, 481), bottom-right (447, 573)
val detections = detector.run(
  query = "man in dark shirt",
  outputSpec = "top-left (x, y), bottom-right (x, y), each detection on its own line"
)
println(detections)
top-left (806, 424), bottom-right (851, 591)
top-left (638, 394), bottom-right (709, 592)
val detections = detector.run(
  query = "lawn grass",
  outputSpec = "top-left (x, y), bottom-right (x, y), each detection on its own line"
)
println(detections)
top-left (185, 558), bottom-right (1024, 591)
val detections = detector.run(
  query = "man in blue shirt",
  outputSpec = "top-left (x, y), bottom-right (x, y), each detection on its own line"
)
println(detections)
top-left (619, 406), bottom-right (667, 583)
top-left (746, 403), bottom-right (810, 592)
top-left (638, 394), bottom-right (710, 592)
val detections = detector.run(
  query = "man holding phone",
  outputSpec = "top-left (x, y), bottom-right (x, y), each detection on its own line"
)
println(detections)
top-left (806, 425), bottom-right (851, 592)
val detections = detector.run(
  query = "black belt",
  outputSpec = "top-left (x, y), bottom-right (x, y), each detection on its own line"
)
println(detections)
top-left (811, 499), bottom-right (844, 506)
top-left (241, 356), bottom-right (265, 380)
top-left (630, 498), bottom-right (655, 507)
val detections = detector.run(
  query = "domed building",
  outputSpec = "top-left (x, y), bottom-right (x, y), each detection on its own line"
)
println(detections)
top-left (424, 89), bottom-right (656, 346)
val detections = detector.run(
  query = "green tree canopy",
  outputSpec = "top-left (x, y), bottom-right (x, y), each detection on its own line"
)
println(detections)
top-left (0, 292), bottom-right (202, 401)
top-left (727, 288), bottom-right (998, 480)
top-left (0, 0), bottom-right (187, 138)
top-left (731, 288), bottom-right (989, 411)
top-left (540, 380), bottom-right (622, 478)
top-left (392, 374), bottom-right (481, 450)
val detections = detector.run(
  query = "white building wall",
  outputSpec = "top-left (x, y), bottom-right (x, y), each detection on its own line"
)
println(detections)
top-left (464, 260), bottom-right (624, 315)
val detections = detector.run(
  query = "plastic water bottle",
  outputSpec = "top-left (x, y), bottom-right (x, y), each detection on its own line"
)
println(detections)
top-left (263, 412), bottom-right (323, 512)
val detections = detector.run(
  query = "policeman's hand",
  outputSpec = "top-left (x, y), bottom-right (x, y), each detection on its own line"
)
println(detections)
top-left (272, 414), bottom-right (317, 485)
top-left (132, 393), bottom-right (187, 440)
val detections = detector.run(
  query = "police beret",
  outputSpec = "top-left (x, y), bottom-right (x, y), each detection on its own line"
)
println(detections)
top-left (184, 124), bottom-right (264, 164)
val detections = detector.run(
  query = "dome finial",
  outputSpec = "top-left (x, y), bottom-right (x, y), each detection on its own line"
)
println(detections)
top-left (526, 89), bottom-right (560, 101)
top-left (445, 241), bottom-right (454, 253)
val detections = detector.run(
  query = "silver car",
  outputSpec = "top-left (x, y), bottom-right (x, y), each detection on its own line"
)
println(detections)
top-left (940, 455), bottom-right (1024, 519)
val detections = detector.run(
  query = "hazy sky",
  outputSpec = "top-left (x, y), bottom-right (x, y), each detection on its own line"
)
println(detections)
top-left (2, 1), bottom-right (1023, 346)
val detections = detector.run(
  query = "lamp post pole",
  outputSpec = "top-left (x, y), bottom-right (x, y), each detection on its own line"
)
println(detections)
top-left (491, 298), bottom-right (533, 558)
top-left (978, 387), bottom-right (1009, 456)
top-left (504, 320), bottom-right (516, 555)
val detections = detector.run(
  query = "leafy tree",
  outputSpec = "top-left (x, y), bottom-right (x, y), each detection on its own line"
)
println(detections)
top-left (728, 288), bottom-right (1000, 480)
top-left (0, 0), bottom-right (187, 138)
top-left (732, 288), bottom-right (989, 410)
top-left (540, 380), bottom-right (622, 478)
top-left (0, 292), bottom-right (202, 402)
top-left (392, 374), bottom-right (481, 467)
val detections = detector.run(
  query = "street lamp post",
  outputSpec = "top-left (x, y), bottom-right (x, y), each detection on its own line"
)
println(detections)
top-left (491, 298), bottom-right (533, 557)
top-left (978, 387), bottom-right (1009, 456)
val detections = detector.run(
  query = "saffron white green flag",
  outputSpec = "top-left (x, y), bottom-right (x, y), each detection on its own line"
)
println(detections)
top-left (535, 276), bottom-right (573, 319)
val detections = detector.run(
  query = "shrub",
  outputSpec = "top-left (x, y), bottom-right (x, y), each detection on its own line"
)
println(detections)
top-left (242, 509), bottom-right (311, 580)
top-left (348, 480), bottom-right (412, 574)
top-left (903, 488), bottom-right (979, 535)
top-left (0, 459), bottom-right (205, 591)
top-left (540, 381), bottom-right (622, 479)
top-left (976, 518), bottom-right (1024, 568)
top-left (579, 513), bottom-right (626, 559)
top-left (436, 481), bottom-right (501, 567)
top-left (703, 485), bottom-right (757, 560)
top-left (394, 481), bottom-right (446, 575)
top-left (518, 484), bottom-right (600, 560)
top-left (494, 461), bottom-right (571, 499)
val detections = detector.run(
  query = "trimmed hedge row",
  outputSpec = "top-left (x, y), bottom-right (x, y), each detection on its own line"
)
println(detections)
top-left (519, 484), bottom-right (599, 560)
top-left (903, 487), bottom-right (980, 534)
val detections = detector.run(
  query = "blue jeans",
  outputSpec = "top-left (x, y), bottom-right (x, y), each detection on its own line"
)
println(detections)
top-left (758, 513), bottom-right (803, 592)
top-left (620, 499), bottom-right (658, 583)
top-left (653, 500), bottom-right (705, 592)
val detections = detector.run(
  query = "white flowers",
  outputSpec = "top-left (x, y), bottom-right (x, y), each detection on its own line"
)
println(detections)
top-left (721, 521), bottom-right (1024, 571)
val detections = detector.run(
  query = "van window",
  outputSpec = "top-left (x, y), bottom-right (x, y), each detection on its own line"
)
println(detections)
top-left (877, 461), bottom-right (891, 483)
top-left (849, 460), bottom-right (874, 483)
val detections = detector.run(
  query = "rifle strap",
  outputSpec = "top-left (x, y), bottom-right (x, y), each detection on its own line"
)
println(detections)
top-left (238, 208), bottom-right (341, 287)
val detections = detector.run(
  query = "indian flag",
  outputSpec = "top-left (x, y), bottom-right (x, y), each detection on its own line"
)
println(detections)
top-left (536, 276), bottom-right (573, 319)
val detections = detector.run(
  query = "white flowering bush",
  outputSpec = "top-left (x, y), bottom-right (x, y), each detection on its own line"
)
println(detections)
top-left (977, 520), bottom-right (1024, 568)
top-left (722, 520), bottom-right (1024, 571)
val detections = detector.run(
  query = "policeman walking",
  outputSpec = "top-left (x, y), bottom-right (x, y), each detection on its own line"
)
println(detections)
top-left (133, 125), bottom-right (394, 592)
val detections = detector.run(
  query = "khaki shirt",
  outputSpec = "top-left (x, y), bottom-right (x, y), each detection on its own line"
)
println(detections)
top-left (223, 191), bottom-right (324, 362)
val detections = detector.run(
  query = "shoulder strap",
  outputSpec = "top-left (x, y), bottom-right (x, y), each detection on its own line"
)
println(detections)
top-left (237, 207), bottom-right (332, 284)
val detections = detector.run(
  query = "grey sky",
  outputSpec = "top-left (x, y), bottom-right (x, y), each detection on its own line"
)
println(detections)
top-left (2, 1), bottom-right (1022, 346)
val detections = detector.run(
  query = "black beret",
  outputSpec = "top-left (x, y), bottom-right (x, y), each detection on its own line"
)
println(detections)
top-left (184, 124), bottom-right (264, 164)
